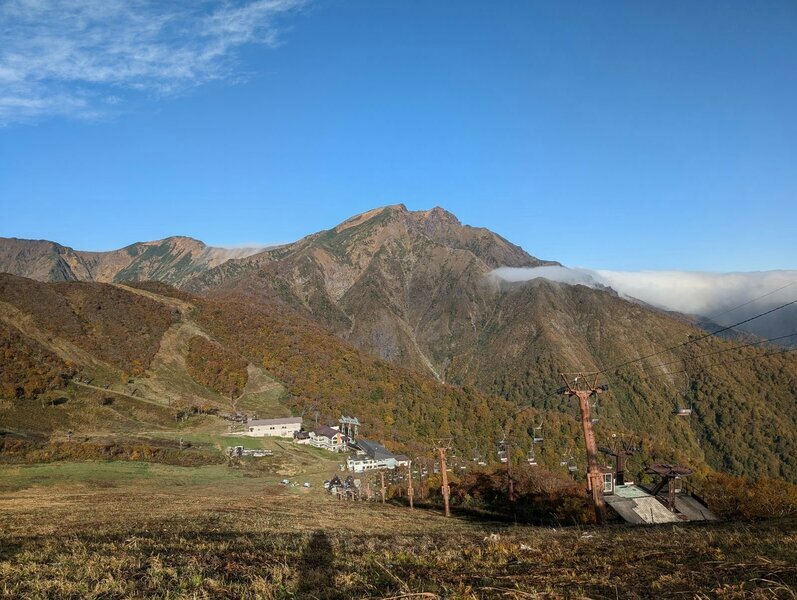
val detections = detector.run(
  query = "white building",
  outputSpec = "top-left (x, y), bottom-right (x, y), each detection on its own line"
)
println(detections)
top-left (308, 425), bottom-right (349, 452)
top-left (346, 439), bottom-right (410, 473)
top-left (243, 417), bottom-right (303, 438)
top-left (347, 455), bottom-right (395, 472)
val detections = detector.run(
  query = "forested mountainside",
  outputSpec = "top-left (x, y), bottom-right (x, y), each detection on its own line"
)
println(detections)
top-left (0, 236), bottom-right (262, 286)
top-left (0, 273), bottom-right (177, 379)
top-left (188, 280), bottom-right (797, 482)
top-left (177, 205), bottom-right (797, 482)
top-left (2, 272), bottom-right (795, 482)
top-left (187, 204), bottom-right (559, 377)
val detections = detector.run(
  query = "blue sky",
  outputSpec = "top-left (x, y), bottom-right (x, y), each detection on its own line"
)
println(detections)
top-left (1, 1), bottom-right (795, 271)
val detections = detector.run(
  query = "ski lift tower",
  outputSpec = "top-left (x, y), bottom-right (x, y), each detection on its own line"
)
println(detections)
top-left (559, 372), bottom-right (609, 525)
top-left (599, 435), bottom-right (638, 486)
top-left (339, 415), bottom-right (361, 442)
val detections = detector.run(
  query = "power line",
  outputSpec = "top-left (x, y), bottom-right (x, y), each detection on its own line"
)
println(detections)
top-left (599, 297), bottom-right (797, 375)
top-left (504, 300), bottom-right (797, 429)
top-left (704, 279), bottom-right (797, 324)
top-left (639, 347), bottom-right (797, 382)
top-left (518, 343), bottom-right (796, 415)
top-left (641, 332), bottom-right (797, 374)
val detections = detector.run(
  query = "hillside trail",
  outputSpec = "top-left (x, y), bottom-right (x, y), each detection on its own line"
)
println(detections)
top-left (71, 380), bottom-right (168, 409)
top-left (113, 284), bottom-right (286, 413)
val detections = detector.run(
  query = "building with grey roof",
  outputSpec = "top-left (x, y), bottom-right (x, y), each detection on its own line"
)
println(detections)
top-left (244, 417), bottom-right (303, 438)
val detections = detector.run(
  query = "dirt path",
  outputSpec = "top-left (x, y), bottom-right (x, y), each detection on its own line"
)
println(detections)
top-left (71, 381), bottom-right (168, 408)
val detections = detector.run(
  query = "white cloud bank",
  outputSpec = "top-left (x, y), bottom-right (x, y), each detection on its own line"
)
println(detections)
top-left (0, 0), bottom-right (306, 124)
top-left (491, 266), bottom-right (797, 327)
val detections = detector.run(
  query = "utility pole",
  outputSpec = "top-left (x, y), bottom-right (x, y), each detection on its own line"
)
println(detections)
top-left (380, 470), bottom-right (386, 503)
top-left (559, 372), bottom-right (609, 525)
top-left (434, 439), bottom-right (452, 517)
top-left (406, 460), bottom-right (414, 509)
top-left (415, 457), bottom-right (426, 500)
top-left (505, 439), bottom-right (515, 503)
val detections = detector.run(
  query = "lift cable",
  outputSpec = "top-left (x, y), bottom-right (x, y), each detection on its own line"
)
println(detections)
top-left (637, 346), bottom-right (797, 382)
top-left (502, 301), bottom-right (797, 431)
top-left (598, 297), bottom-right (797, 375)
top-left (639, 331), bottom-right (797, 374)
top-left (702, 279), bottom-right (797, 325)
top-left (510, 339), bottom-right (797, 423)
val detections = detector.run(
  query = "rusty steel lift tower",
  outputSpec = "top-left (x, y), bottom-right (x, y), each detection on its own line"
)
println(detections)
top-left (559, 373), bottom-right (609, 525)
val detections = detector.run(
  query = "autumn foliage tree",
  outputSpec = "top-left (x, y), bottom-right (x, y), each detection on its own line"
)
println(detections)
top-left (185, 335), bottom-right (248, 398)
top-left (0, 322), bottom-right (75, 399)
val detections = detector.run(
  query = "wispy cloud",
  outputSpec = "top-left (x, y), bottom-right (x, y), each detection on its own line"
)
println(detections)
top-left (0, 0), bottom-right (306, 124)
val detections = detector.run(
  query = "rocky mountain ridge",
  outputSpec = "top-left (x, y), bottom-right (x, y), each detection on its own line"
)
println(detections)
top-left (0, 236), bottom-right (264, 286)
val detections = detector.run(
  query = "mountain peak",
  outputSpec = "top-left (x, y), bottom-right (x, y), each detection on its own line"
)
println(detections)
top-left (416, 206), bottom-right (462, 226)
top-left (409, 206), bottom-right (464, 234)
top-left (133, 236), bottom-right (206, 249)
top-left (334, 204), bottom-right (414, 231)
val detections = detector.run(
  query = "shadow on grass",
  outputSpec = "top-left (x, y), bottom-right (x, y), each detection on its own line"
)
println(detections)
top-left (296, 529), bottom-right (336, 599)
top-left (388, 498), bottom-right (564, 527)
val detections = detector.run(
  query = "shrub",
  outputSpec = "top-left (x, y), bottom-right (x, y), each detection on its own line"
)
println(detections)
top-left (698, 472), bottom-right (797, 519)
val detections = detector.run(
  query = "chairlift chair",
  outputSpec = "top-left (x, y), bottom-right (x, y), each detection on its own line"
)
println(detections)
top-left (591, 399), bottom-right (601, 423)
top-left (559, 450), bottom-right (578, 473)
top-left (673, 395), bottom-right (693, 417)
top-left (674, 373), bottom-right (694, 417)
top-left (497, 439), bottom-right (508, 464)
top-left (533, 424), bottom-right (544, 444)
top-left (527, 450), bottom-right (537, 466)
top-left (560, 449), bottom-right (573, 469)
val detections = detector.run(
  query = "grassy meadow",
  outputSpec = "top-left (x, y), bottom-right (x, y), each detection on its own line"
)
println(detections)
top-left (1, 448), bottom-right (795, 599)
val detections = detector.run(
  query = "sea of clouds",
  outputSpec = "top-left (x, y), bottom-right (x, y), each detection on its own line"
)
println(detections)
top-left (491, 266), bottom-right (797, 338)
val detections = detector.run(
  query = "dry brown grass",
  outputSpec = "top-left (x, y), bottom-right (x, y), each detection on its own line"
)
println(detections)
top-left (0, 466), bottom-right (795, 599)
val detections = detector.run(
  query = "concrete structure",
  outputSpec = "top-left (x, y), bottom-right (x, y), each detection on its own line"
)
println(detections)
top-left (243, 417), bottom-right (302, 438)
top-left (604, 485), bottom-right (680, 524)
top-left (604, 484), bottom-right (717, 524)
